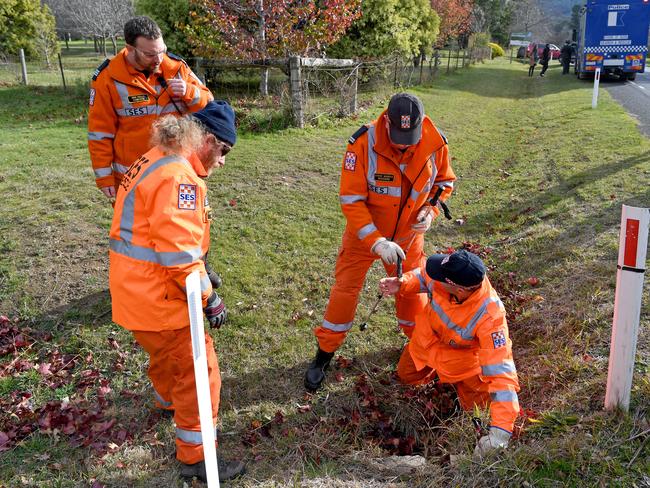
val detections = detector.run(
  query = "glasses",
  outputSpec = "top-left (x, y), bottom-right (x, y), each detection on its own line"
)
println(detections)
top-left (216, 141), bottom-right (232, 156)
top-left (131, 45), bottom-right (167, 59)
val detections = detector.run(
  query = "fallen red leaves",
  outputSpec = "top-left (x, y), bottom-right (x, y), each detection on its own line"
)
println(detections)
top-left (0, 319), bottom-right (153, 455)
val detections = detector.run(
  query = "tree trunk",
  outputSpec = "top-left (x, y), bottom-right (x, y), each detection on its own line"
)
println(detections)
top-left (111, 35), bottom-right (117, 56)
top-left (101, 36), bottom-right (107, 57)
top-left (255, 0), bottom-right (269, 96)
top-left (259, 67), bottom-right (269, 96)
top-left (94, 36), bottom-right (98, 52)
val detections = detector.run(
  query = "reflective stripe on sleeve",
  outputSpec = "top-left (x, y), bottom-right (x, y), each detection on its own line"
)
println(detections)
top-left (88, 131), bottom-right (115, 141)
top-left (322, 319), bottom-right (353, 332)
top-left (112, 162), bottom-right (130, 174)
top-left (482, 360), bottom-right (517, 377)
top-left (200, 274), bottom-right (211, 293)
top-left (188, 86), bottom-right (200, 106)
top-left (415, 268), bottom-right (428, 293)
top-left (357, 222), bottom-right (378, 240)
top-left (490, 390), bottom-right (519, 403)
top-left (340, 195), bottom-right (366, 204)
top-left (398, 319), bottom-right (415, 327)
top-left (110, 239), bottom-right (203, 266)
top-left (94, 167), bottom-right (113, 178)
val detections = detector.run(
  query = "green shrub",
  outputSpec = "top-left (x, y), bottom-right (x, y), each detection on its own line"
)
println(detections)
top-left (488, 42), bottom-right (505, 58)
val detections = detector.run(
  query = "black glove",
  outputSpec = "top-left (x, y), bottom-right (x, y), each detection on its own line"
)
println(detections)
top-left (204, 291), bottom-right (227, 329)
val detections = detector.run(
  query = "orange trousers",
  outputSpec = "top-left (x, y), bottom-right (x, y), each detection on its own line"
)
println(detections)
top-left (396, 343), bottom-right (491, 410)
top-left (133, 327), bottom-right (221, 464)
top-left (314, 233), bottom-right (428, 353)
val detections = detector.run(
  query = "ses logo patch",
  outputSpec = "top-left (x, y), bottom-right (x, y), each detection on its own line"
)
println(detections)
top-left (178, 184), bottom-right (197, 210)
top-left (491, 330), bottom-right (507, 349)
top-left (344, 151), bottom-right (357, 171)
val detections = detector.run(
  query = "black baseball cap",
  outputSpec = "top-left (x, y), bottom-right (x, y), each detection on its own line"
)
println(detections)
top-left (387, 93), bottom-right (424, 145)
top-left (425, 250), bottom-right (486, 288)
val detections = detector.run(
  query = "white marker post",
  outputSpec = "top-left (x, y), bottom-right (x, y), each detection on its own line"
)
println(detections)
top-left (605, 205), bottom-right (649, 411)
top-left (186, 271), bottom-right (220, 487)
top-left (592, 68), bottom-right (601, 109)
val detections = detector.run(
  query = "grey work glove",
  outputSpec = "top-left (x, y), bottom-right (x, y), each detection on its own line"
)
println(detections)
top-left (204, 291), bottom-right (227, 329)
top-left (474, 427), bottom-right (511, 456)
top-left (371, 238), bottom-right (405, 265)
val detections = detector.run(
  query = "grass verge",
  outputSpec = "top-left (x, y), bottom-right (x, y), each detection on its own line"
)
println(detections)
top-left (0, 58), bottom-right (648, 487)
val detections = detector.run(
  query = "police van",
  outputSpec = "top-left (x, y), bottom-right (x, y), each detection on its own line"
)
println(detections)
top-left (575, 0), bottom-right (650, 80)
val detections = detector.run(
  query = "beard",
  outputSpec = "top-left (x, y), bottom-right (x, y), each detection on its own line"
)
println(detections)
top-left (134, 51), bottom-right (161, 73)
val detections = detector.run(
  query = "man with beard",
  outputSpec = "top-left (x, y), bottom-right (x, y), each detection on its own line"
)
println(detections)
top-left (87, 16), bottom-right (213, 200)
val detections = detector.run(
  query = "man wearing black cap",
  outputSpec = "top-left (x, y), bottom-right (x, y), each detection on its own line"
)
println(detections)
top-left (379, 250), bottom-right (521, 455)
top-left (305, 93), bottom-right (456, 391)
top-left (109, 101), bottom-right (244, 482)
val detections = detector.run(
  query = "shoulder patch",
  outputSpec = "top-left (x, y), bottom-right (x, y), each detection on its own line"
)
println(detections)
top-left (491, 330), bottom-right (507, 349)
top-left (92, 59), bottom-right (110, 81)
top-left (348, 125), bottom-right (369, 145)
top-left (178, 183), bottom-right (197, 210)
top-left (166, 52), bottom-right (188, 65)
top-left (437, 129), bottom-right (448, 145)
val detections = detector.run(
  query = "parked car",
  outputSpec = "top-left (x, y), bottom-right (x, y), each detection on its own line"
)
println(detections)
top-left (527, 43), bottom-right (561, 61)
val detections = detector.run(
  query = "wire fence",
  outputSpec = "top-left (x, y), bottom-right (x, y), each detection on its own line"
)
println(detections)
top-left (0, 45), bottom-right (492, 128)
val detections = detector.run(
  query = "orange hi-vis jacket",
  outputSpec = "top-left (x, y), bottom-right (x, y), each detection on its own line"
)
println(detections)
top-left (88, 49), bottom-right (213, 190)
top-left (339, 110), bottom-right (455, 252)
top-left (109, 146), bottom-right (213, 331)
top-left (401, 266), bottom-right (520, 432)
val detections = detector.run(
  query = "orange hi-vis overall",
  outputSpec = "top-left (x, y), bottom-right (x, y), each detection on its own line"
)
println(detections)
top-left (109, 146), bottom-right (218, 464)
top-left (314, 111), bottom-right (456, 353)
top-left (396, 266), bottom-right (520, 433)
top-left (88, 49), bottom-right (213, 190)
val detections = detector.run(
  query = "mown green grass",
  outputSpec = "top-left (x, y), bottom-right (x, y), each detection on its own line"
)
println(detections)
top-left (0, 58), bottom-right (648, 487)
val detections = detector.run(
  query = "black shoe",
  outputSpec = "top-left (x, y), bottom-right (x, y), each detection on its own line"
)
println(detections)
top-left (180, 458), bottom-right (245, 482)
top-left (304, 348), bottom-right (335, 391)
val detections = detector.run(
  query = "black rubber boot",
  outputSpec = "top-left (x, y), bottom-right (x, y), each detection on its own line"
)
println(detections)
top-left (204, 261), bottom-right (223, 289)
top-left (180, 457), bottom-right (245, 482)
top-left (304, 348), bottom-right (335, 392)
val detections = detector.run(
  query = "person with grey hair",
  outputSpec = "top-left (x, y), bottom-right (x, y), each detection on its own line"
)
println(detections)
top-left (109, 101), bottom-right (244, 483)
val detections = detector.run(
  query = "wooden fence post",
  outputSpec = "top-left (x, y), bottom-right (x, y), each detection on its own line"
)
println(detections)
top-left (350, 64), bottom-right (358, 115)
top-left (19, 49), bottom-right (28, 85)
top-left (446, 48), bottom-right (451, 74)
top-left (393, 54), bottom-right (399, 88)
top-left (58, 53), bottom-right (66, 91)
top-left (289, 56), bottom-right (304, 128)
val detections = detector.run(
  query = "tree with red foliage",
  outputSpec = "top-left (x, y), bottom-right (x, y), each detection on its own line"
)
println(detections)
top-left (430, 0), bottom-right (474, 47)
top-left (188, 0), bottom-right (361, 94)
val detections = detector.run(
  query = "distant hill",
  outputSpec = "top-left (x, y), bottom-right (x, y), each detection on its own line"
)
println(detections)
top-left (539, 0), bottom-right (582, 18)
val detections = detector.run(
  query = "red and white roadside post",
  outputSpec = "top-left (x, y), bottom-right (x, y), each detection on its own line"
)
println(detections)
top-left (592, 68), bottom-right (601, 109)
top-left (605, 205), bottom-right (649, 411)
top-left (186, 271), bottom-right (220, 488)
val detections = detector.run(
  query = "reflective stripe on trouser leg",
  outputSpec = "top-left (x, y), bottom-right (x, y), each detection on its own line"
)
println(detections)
top-left (153, 388), bottom-right (173, 409)
top-left (397, 343), bottom-right (435, 385)
top-left (170, 328), bottom-right (221, 465)
top-left (316, 245), bottom-right (376, 352)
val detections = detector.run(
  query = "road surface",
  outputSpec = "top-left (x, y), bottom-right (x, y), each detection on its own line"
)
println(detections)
top-left (603, 71), bottom-right (650, 137)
